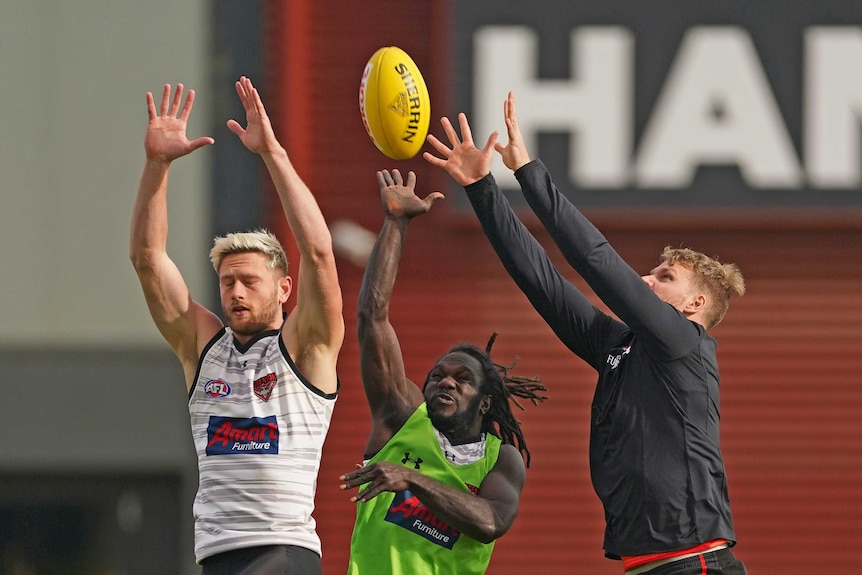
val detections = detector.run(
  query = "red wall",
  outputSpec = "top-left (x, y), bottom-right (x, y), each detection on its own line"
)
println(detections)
top-left (264, 2), bottom-right (862, 573)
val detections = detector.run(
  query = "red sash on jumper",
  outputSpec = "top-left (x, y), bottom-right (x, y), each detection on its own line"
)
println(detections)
top-left (622, 539), bottom-right (728, 572)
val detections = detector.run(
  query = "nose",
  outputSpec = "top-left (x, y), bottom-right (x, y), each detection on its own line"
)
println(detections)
top-left (641, 275), bottom-right (654, 287)
top-left (437, 375), bottom-right (457, 390)
top-left (229, 283), bottom-right (246, 299)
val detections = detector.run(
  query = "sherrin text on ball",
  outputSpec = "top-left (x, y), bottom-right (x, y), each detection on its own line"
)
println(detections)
top-left (359, 46), bottom-right (430, 160)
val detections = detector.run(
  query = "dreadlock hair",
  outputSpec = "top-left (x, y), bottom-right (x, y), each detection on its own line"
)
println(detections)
top-left (435, 333), bottom-right (547, 467)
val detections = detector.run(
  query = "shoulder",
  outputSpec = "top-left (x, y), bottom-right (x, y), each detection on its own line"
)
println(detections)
top-left (492, 443), bottom-right (526, 485)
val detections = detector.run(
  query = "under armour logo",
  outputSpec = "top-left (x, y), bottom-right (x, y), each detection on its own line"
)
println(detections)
top-left (402, 452), bottom-right (423, 469)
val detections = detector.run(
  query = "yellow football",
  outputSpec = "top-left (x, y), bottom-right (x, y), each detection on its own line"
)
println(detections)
top-left (359, 46), bottom-right (431, 160)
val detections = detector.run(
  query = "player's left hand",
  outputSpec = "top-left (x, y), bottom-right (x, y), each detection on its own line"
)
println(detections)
top-left (227, 76), bottom-right (279, 155)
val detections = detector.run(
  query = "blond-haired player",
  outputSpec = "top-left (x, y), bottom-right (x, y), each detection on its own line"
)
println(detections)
top-left (130, 77), bottom-right (343, 575)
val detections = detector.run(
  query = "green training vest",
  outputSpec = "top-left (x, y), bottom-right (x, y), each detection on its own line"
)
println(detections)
top-left (347, 403), bottom-right (502, 575)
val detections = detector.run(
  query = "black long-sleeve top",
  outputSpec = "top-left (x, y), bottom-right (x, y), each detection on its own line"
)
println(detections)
top-left (464, 160), bottom-right (737, 559)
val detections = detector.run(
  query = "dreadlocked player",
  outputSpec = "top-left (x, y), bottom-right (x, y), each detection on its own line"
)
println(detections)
top-left (340, 169), bottom-right (546, 575)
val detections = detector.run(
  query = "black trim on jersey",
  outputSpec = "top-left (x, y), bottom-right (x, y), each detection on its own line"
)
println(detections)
top-left (189, 326), bottom-right (228, 402)
top-left (188, 313), bottom-right (338, 401)
top-left (278, 335), bottom-right (340, 400)
top-left (232, 328), bottom-right (280, 354)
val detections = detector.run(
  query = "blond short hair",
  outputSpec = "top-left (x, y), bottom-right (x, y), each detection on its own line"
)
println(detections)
top-left (209, 228), bottom-right (288, 275)
top-left (660, 246), bottom-right (745, 329)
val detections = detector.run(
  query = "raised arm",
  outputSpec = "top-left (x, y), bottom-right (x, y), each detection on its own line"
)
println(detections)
top-left (130, 84), bottom-right (222, 388)
top-left (226, 76), bottom-right (344, 393)
top-left (358, 169), bottom-right (444, 456)
top-left (498, 93), bottom-right (700, 357)
top-left (341, 443), bottom-right (525, 543)
top-left (424, 114), bottom-right (613, 368)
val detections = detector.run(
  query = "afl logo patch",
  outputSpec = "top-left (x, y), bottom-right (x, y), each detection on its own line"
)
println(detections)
top-left (205, 379), bottom-right (231, 398)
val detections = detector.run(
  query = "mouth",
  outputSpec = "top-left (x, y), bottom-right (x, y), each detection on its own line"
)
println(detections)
top-left (432, 392), bottom-right (456, 405)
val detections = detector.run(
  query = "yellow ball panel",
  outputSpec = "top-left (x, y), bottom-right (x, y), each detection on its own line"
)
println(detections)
top-left (359, 46), bottom-right (430, 160)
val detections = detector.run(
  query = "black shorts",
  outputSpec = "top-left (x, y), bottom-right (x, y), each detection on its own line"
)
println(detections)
top-left (641, 548), bottom-right (747, 575)
top-left (200, 545), bottom-right (321, 575)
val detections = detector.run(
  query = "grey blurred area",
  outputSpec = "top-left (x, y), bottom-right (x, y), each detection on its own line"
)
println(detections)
top-left (0, 1), bottom-right (262, 573)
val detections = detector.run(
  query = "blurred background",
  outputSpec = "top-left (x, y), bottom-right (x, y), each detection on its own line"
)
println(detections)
top-left (1, 1), bottom-right (860, 573)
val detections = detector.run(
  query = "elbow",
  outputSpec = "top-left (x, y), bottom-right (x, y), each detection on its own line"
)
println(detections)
top-left (130, 246), bottom-right (166, 279)
top-left (356, 290), bottom-right (389, 332)
top-left (472, 525), bottom-right (502, 545)
top-left (356, 309), bottom-right (372, 337)
top-left (304, 237), bottom-right (338, 269)
top-left (356, 306), bottom-right (386, 339)
top-left (471, 515), bottom-right (511, 544)
top-left (129, 249), bottom-right (153, 274)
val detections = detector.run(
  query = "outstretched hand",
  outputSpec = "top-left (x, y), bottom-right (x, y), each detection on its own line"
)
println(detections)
top-left (340, 461), bottom-right (416, 503)
top-left (144, 84), bottom-right (214, 163)
top-left (226, 76), bottom-right (280, 155)
top-left (377, 169), bottom-right (444, 220)
top-left (494, 91), bottom-right (532, 172)
top-left (423, 113), bottom-right (498, 186)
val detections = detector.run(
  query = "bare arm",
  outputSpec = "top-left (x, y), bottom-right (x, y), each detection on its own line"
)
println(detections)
top-left (129, 84), bottom-right (222, 388)
top-left (226, 77), bottom-right (344, 393)
top-left (340, 444), bottom-right (525, 543)
top-left (358, 170), bottom-right (444, 456)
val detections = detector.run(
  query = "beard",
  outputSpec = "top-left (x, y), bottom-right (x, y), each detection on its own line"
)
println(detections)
top-left (427, 392), bottom-right (484, 436)
top-left (224, 295), bottom-right (282, 336)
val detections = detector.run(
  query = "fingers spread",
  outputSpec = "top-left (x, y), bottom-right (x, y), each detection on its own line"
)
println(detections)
top-left (226, 119), bottom-right (244, 137)
top-left (482, 131), bottom-right (500, 155)
top-left (146, 92), bottom-right (156, 120)
top-left (160, 84), bottom-right (171, 116)
top-left (458, 112), bottom-right (474, 145)
top-left (180, 89), bottom-right (196, 121)
top-left (425, 133), bottom-right (450, 156)
top-left (170, 84), bottom-right (184, 117)
top-left (424, 191), bottom-right (445, 207)
top-left (441, 116), bottom-right (461, 146)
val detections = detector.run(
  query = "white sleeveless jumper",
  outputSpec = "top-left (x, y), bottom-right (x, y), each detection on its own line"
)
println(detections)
top-left (188, 326), bottom-right (338, 563)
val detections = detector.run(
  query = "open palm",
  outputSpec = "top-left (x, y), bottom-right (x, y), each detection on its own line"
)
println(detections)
top-left (378, 169), bottom-right (443, 220)
top-left (226, 76), bottom-right (278, 155)
top-left (144, 84), bottom-right (213, 162)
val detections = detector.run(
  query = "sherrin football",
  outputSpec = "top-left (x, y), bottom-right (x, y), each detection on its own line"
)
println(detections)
top-left (359, 46), bottom-right (430, 160)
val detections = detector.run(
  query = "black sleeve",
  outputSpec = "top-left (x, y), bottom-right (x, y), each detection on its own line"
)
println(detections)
top-left (514, 160), bottom-right (701, 360)
top-left (464, 173), bottom-right (619, 370)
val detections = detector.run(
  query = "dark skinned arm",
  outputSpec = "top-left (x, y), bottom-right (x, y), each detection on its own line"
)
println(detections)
top-left (340, 444), bottom-right (525, 544)
top-left (356, 169), bottom-right (444, 457)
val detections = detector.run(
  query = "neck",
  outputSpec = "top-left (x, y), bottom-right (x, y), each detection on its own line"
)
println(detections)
top-left (441, 429), bottom-right (483, 446)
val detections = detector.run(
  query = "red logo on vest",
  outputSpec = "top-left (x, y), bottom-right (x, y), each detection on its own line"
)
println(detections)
top-left (254, 373), bottom-right (277, 401)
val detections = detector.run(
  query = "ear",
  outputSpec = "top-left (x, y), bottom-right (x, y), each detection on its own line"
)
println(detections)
top-left (479, 395), bottom-right (492, 416)
top-left (279, 275), bottom-right (292, 304)
top-left (684, 293), bottom-right (706, 314)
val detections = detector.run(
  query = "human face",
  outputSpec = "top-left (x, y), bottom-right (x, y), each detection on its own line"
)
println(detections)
top-left (218, 251), bottom-right (290, 338)
top-left (423, 351), bottom-right (489, 439)
top-left (641, 261), bottom-right (700, 312)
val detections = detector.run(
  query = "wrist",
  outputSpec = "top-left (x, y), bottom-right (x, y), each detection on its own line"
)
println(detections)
top-left (143, 156), bottom-right (172, 173)
top-left (144, 153), bottom-right (172, 165)
top-left (259, 143), bottom-right (287, 161)
top-left (463, 172), bottom-right (493, 189)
